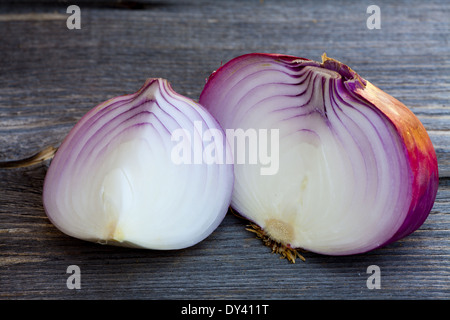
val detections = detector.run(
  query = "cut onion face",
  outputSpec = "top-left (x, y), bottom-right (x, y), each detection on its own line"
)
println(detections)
top-left (43, 78), bottom-right (234, 250)
top-left (199, 53), bottom-right (439, 257)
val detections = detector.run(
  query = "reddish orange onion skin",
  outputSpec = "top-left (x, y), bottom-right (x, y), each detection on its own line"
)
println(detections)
top-left (352, 81), bottom-right (439, 244)
top-left (322, 54), bottom-right (439, 245)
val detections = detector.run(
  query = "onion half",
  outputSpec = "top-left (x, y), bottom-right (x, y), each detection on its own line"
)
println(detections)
top-left (199, 53), bottom-right (439, 259)
top-left (43, 78), bottom-right (234, 250)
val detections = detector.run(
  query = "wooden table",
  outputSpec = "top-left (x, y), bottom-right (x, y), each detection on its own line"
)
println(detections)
top-left (0, 0), bottom-right (448, 300)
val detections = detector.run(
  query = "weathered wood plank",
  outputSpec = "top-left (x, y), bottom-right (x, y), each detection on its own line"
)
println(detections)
top-left (0, 0), bottom-right (449, 300)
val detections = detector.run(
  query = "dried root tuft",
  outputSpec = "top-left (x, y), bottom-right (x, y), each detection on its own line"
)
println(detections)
top-left (229, 207), bottom-right (307, 263)
top-left (245, 222), bottom-right (306, 264)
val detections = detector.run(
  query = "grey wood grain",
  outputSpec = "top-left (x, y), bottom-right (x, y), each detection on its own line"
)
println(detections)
top-left (0, 0), bottom-right (449, 300)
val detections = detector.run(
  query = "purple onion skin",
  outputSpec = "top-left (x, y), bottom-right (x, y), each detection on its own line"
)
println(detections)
top-left (353, 77), bottom-right (439, 247)
top-left (320, 54), bottom-right (439, 247)
top-left (200, 53), bottom-right (439, 254)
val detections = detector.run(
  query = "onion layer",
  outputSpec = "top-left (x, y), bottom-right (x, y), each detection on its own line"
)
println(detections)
top-left (43, 78), bottom-right (234, 250)
top-left (199, 53), bottom-right (439, 257)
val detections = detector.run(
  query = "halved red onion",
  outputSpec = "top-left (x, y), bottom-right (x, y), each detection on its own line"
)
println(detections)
top-left (199, 53), bottom-right (439, 258)
top-left (43, 78), bottom-right (234, 250)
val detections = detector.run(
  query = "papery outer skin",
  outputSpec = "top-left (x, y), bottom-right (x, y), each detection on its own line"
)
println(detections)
top-left (351, 81), bottom-right (439, 245)
top-left (43, 78), bottom-right (234, 250)
top-left (324, 53), bottom-right (439, 246)
top-left (199, 52), bottom-right (439, 255)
